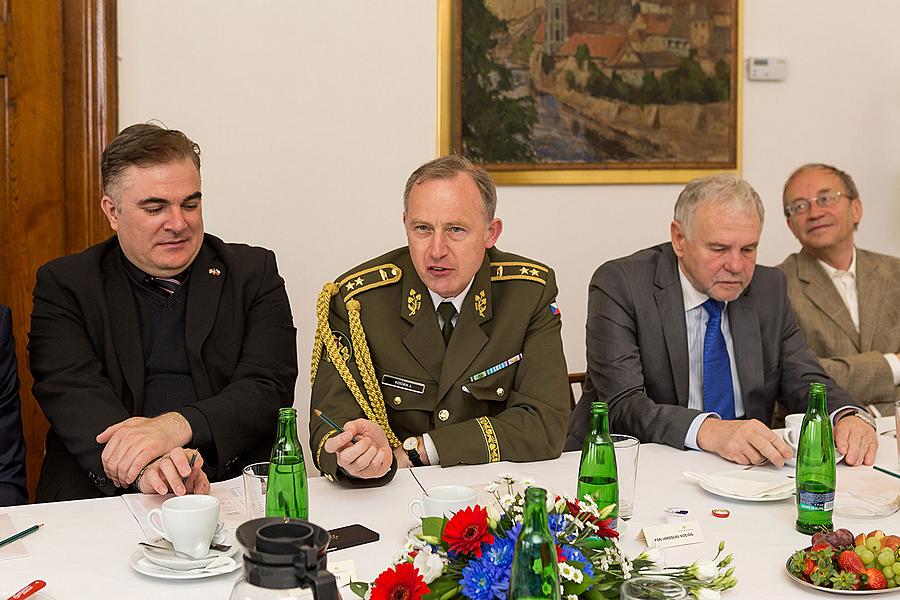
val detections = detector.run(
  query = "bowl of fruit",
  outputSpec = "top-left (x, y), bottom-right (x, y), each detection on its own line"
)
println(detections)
top-left (787, 528), bottom-right (900, 593)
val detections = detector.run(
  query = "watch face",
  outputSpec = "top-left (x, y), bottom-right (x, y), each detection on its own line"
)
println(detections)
top-left (403, 437), bottom-right (417, 451)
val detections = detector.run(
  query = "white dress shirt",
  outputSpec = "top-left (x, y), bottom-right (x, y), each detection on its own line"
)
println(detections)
top-left (679, 267), bottom-right (744, 450)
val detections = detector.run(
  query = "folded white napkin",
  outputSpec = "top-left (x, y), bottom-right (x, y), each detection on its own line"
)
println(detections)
top-left (683, 469), bottom-right (794, 498)
top-left (139, 555), bottom-right (237, 575)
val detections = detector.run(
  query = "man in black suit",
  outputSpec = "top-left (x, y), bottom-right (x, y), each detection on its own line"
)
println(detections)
top-left (566, 174), bottom-right (877, 467)
top-left (0, 304), bottom-right (26, 505)
top-left (29, 124), bottom-right (298, 501)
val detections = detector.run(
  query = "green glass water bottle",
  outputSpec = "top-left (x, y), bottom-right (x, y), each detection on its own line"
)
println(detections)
top-left (509, 487), bottom-right (560, 600)
top-left (266, 407), bottom-right (309, 519)
top-left (795, 383), bottom-right (835, 534)
top-left (577, 401), bottom-right (618, 528)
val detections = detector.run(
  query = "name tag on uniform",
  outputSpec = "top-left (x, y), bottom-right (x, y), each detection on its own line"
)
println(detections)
top-left (381, 375), bottom-right (425, 394)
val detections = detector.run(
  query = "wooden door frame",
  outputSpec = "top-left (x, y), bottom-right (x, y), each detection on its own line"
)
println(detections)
top-left (7, 0), bottom-right (118, 500)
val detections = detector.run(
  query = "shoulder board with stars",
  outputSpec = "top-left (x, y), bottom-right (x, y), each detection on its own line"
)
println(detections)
top-left (337, 263), bottom-right (402, 302)
top-left (490, 261), bottom-right (548, 285)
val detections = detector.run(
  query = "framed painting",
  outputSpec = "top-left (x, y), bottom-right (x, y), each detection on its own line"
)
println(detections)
top-left (437, 0), bottom-right (742, 184)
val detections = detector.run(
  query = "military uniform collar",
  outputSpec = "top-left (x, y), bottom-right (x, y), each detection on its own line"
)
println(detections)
top-left (400, 252), bottom-right (493, 326)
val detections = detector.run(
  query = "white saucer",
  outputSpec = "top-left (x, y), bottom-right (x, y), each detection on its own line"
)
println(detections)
top-left (130, 548), bottom-right (241, 580)
top-left (697, 479), bottom-right (793, 502)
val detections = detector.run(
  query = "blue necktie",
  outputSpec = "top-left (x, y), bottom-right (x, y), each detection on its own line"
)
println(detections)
top-left (701, 299), bottom-right (735, 419)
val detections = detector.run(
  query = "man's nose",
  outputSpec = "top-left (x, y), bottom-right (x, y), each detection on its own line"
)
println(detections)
top-left (163, 206), bottom-right (186, 232)
top-left (723, 251), bottom-right (744, 274)
top-left (429, 233), bottom-right (448, 257)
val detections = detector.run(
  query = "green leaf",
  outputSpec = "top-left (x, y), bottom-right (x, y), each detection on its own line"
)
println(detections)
top-left (349, 582), bottom-right (369, 598)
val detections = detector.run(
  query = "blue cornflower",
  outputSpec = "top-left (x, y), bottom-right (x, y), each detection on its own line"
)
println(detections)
top-left (484, 535), bottom-right (515, 569)
top-left (460, 559), bottom-right (501, 600)
top-left (548, 514), bottom-right (574, 542)
top-left (561, 545), bottom-right (595, 578)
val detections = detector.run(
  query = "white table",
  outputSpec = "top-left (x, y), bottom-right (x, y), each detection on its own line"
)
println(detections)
top-left (1, 419), bottom-right (897, 599)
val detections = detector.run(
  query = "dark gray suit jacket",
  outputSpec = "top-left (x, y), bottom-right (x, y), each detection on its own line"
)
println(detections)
top-left (566, 243), bottom-right (853, 451)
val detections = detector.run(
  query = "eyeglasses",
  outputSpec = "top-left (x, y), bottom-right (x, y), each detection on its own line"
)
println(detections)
top-left (783, 191), bottom-right (848, 217)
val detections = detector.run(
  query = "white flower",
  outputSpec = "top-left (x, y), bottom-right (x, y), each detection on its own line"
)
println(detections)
top-left (695, 561), bottom-right (720, 582)
top-left (500, 494), bottom-right (516, 511)
top-left (412, 546), bottom-right (445, 584)
top-left (498, 472), bottom-right (517, 484)
top-left (521, 477), bottom-right (536, 488)
top-left (485, 482), bottom-right (499, 494)
top-left (558, 562), bottom-right (581, 582)
top-left (697, 588), bottom-right (721, 600)
top-left (486, 502), bottom-right (502, 528)
top-left (567, 595), bottom-right (579, 600)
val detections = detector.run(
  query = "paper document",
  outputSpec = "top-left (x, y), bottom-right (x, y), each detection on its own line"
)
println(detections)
top-left (123, 474), bottom-right (249, 540)
top-left (0, 514), bottom-right (32, 561)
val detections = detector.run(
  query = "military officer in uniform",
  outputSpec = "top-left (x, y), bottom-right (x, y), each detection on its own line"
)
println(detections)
top-left (309, 155), bottom-right (569, 485)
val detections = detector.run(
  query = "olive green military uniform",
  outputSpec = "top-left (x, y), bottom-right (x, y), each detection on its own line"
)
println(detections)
top-left (309, 246), bottom-right (570, 485)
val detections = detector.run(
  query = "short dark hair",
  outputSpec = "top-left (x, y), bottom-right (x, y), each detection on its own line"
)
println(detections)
top-left (782, 163), bottom-right (859, 204)
top-left (101, 123), bottom-right (201, 199)
top-left (403, 155), bottom-right (497, 219)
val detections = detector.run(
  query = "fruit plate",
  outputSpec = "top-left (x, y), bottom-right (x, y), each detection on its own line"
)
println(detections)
top-left (785, 555), bottom-right (900, 594)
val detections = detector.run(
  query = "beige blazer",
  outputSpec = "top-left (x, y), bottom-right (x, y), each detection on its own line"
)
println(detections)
top-left (779, 248), bottom-right (900, 416)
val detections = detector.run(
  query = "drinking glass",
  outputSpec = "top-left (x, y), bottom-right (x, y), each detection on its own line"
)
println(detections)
top-left (620, 577), bottom-right (687, 600)
top-left (612, 434), bottom-right (639, 520)
top-left (242, 462), bottom-right (269, 519)
top-left (894, 400), bottom-right (899, 466)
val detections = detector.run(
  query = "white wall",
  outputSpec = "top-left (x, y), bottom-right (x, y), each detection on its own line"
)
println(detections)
top-left (118, 1), bottom-right (900, 465)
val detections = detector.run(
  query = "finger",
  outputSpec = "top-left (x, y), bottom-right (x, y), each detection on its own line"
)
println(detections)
top-left (337, 437), bottom-right (374, 467)
top-left (323, 430), bottom-right (355, 454)
top-left (843, 433), bottom-right (863, 466)
top-left (96, 420), bottom-right (125, 444)
top-left (116, 445), bottom-right (149, 486)
top-left (345, 443), bottom-right (380, 477)
top-left (158, 457), bottom-right (186, 496)
top-left (168, 449), bottom-right (192, 478)
top-left (195, 474), bottom-right (211, 495)
top-left (124, 449), bottom-right (158, 485)
top-left (833, 421), bottom-right (851, 455)
top-left (142, 463), bottom-right (170, 495)
top-left (864, 436), bottom-right (878, 466)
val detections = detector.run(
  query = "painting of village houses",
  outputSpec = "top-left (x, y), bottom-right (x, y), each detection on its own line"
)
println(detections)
top-left (447, 0), bottom-right (739, 176)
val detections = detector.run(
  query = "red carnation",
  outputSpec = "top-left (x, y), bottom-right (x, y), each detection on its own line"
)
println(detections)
top-left (442, 505), bottom-right (495, 557)
top-left (371, 562), bottom-right (430, 600)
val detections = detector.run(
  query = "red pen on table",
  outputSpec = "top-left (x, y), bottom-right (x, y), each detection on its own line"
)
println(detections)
top-left (6, 580), bottom-right (45, 600)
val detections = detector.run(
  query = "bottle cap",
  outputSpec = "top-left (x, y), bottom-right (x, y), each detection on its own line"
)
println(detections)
top-left (711, 508), bottom-right (730, 518)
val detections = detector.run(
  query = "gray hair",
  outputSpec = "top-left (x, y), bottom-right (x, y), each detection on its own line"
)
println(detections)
top-left (782, 163), bottom-right (859, 203)
top-left (674, 174), bottom-right (764, 238)
top-left (403, 155), bottom-right (497, 219)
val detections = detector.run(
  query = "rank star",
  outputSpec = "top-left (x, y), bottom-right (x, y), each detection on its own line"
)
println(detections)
top-left (520, 266), bottom-right (529, 274)
top-left (354, 277), bottom-right (364, 287)
top-left (530, 268), bottom-right (539, 276)
top-left (346, 281), bottom-right (356, 291)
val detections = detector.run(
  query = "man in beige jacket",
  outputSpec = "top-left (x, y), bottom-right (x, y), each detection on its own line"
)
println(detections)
top-left (780, 163), bottom-right (900, 417)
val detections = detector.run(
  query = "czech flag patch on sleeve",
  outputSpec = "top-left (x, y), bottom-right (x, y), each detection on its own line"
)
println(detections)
top-left (550, 301), bottom-right (560, 316)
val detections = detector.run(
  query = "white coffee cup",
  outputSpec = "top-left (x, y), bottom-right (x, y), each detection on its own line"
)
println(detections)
top-left (147, 495), bottom-right (220, 558)
top-left (408, 485), bottom-right (477, 520)
top-left (783, 413), bottom-right (805, 450)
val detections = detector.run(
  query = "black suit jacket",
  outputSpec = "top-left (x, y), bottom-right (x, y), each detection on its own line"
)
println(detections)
top-left (0, 305), bottom-right (27, 505)
top-left (566, 243), bottom-right (853, 451)
top-left (29, 235), bottom-right (298, 502)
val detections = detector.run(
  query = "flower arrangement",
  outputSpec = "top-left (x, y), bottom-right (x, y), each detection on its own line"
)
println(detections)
top-left (351, 474), bottom-right (737, 600)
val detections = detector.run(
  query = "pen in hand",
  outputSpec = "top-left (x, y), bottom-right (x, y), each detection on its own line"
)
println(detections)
top-left (182, 452), bottom-right (197, 485)
top-left (314, 409), bottom-right (358, 443)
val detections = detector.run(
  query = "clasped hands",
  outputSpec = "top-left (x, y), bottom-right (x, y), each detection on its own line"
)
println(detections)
top-left (323, 418), bottom-right (429, 479)
top-left (697, 413), bottom-right (878, 468)
top-left (96, 412), bottom-right (209, 495)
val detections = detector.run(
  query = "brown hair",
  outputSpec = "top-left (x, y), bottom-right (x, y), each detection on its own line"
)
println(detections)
top-left (101, 123), bottom-right (201, 200)
top-left (403, 155), bottom-right (497, 219)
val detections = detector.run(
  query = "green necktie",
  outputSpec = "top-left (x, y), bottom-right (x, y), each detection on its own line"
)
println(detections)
top-left (437, 301), bottom-right (457, 346)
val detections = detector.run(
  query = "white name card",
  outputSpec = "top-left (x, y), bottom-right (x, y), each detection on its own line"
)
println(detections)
top-left (639, 520), bottom-right (705, 549)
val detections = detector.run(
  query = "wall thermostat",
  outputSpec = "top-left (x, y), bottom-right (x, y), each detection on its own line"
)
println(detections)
top-left (746, 57), bottom-right (787, 81)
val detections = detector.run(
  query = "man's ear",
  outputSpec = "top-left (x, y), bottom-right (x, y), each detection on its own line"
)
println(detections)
top-left (670, 220), bottom-right (685, 258)
top-left (100, 195), bottom-right (119, 232)
top-left (484, 218), bottom-right (503, 249)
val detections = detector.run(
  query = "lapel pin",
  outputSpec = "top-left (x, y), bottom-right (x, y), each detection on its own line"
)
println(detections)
top-left (209, 268), bottom-right (221, 276)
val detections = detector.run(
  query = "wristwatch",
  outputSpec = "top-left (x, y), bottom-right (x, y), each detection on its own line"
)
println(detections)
top-left (846, 409), bottom-right (877, 430)
top-left (403, 436), bottom-right (424, 467)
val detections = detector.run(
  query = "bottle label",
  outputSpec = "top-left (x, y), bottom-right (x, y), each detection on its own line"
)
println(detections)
top-left (798, 490), bottom-right (834, 511)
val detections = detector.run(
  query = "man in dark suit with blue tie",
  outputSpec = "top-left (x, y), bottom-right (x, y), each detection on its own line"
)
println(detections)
top-left (566, 174), bottom-right (878, 467)
top-left (0, 304), bottom-right (27, 505)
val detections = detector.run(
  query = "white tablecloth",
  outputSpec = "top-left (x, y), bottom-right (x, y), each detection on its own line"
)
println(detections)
top-left (1, 419), bottom-right (897, 599)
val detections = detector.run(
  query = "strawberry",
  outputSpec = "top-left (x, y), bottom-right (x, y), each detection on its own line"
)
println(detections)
top-left (837, 550), bottom-right (865, 574)
top-left (830, 570), bottom-right (861, 591)
top-left (804, 557), bottom-right (818, 579)
top-left (863, 568), bottom-right (888, 590)
top-left (812, 542), bottom-right (832, 552)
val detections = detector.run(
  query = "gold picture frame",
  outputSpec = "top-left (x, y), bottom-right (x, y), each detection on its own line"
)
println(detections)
top-left (437, 0), bottom-right (742, 185)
